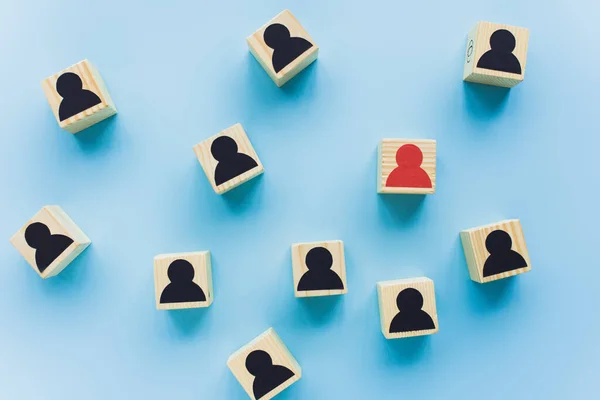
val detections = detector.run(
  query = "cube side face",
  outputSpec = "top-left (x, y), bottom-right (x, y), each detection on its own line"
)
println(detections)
top-left (462, 24), bottom-right (479, 80)
top-left (460, 231), bottom-right (483, 282)
top-left (377, 139), bottom-right (436, 194)
top-left (291, 240), bottom-right (347, 298)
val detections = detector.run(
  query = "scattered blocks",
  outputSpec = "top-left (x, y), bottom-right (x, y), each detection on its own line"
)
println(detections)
top-left (377, 139), bottom-right (436, 194)
top-left (154, 251), bottom-right (213, 310)
top-left (247, 9), bottom-right (319, 87)
top-left (460, 219), bottom-right (531, 283)
top-left (194, 123), bottom-right (264, 194)
top-left (228, 328), bottom-right (301, 400)
top-left (463, 22), bottom-right (530, 88)
top-left (41, 59), bottom-right (117, 133)
top-left (377, 277), bottom-right (439, 339)
top-left (10, 206), bottom-right (91, 279)
top-left (291, 240), bottom-right (347, 298)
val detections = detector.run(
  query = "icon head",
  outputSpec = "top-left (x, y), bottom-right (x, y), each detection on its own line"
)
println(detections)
top-left (167, 259), bottom-right (195, 283)
top-left (211, 136), bottom-right (238, 161)
top-left (305, 246), bottom-right (333, 271)
top-left (489, 29), bottom-right (516, 53)
top-left (395, 144), bottom-right (423, 168)
top-left (24, 222), bottom-right (52, 249)
top-left (245, 350), bottom-right (273, 376)
top-left (264, 23), bottom-right (291, 50)
top-left (56, 72), bottom-right (84, 97)
top-left (485, 230), bottom-right (513, 254)
top-left (396, 288), bottom-right (424, 312)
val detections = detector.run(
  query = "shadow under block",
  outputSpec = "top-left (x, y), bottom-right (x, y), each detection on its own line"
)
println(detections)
top-left (460, 219), bottom-right (531, 283)
top-left (228, 328), bottom-right (301, 400)
top-left (10, 206), bottom-right (91, 279)
top-left (463, 21), bottom-right (530, 88)
top-left (291, 240), bottom-right (348, 298)
top-left (247, 9), bottom-right (319, 87)
top-left (41, 59), bottom-right (117, 133)
top-left (154, 251), bottom-right (213, 310)
top-left (377, 277), bottom-right (439, 339)
top-left (377, 139), bottom-right (436, 194)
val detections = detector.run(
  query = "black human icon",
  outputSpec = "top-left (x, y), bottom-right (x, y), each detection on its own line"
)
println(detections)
top-left (246, 350), bottom-right (295, 400)
top-left (263, 23), bottom-right (313, 73)
top-left (24, 222), bottom-right (74, 273)
top-left (211, 136), bottom-right (258, 186)
top-left (160, 259), bottom-right (206, 304)
top-left (56, 72), bottom-right (102, 121)
top-left (297, 247), bottom-right (344, 291)
top-left (476, 29), bottom-right (522, 74)
top-left (389, 288), bottom-right (435, 334)
top-left (483, 230), bottom-right (528, 277)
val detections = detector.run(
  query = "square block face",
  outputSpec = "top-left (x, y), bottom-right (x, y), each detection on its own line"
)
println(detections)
top-left (154, 251), bottom-right (213, 310)
top-left (194, 123), bottom-right (264, 195)
top-left (377, 277), bottom-right (439, 339)
top-left (291, 240), bottom-right (347, 298)
top-left (463, 22), bottom-right (530, 88)
top-left (377, 139), bottom-right (436, 194)
top-left (247, 9), bottom-right (319, 87)
top-left (228, 328), bottom-right (301, 400)
top-left (10, 206), bottom-right (91, 279)
top-left (41, 59), bottom-right (117, 133)
top-left (460, 219), bottom-right (531, 283)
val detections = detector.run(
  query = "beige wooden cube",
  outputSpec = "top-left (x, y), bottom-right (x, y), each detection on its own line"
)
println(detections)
top-left (377, 139), bottom-right (436, 194)
top-left (154, 251), bottom-right (213, 310)
top-left (460, 219), bottom-right (531, 283)
top-left (228, 328), bottom-right (301, 400)
top-left (247, 9), bottom-right (319, 87)
top-left (291, 240), bottom-right (347, 298)
top-left (377, 277), bottom-right (439, 339)
top-left (41, 59), bottom-right (117, 133)
top-left (193, 123), bottom-right (264, 194)
top-left (463, 22), bottom-right (530, 88)
top-left (10, 206), bottom-right (91, 279)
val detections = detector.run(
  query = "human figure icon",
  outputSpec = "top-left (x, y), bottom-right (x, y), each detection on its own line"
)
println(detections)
top-left (389, 288), bottom-right (435, 333)
top-left (263, 23), bottom-right (313, 73)
top-left (476, 29), bottom-right (522, 74)
top-left (483, 230), bottom-right (528, 277)
top-left (24, 222), bottom-right (74, 273)
top-left (56, 72), bottom-right (102, 121)
top-left (211, 136), bottom-right (259, 186)
top-left (160, 259), bottom-right (206, 304)
top-left (385, 144), bottom-right (432, 188)
top-left (297, 246), bottom-right (344, 291)
top-left (245, 350), bottom-right (295, 400)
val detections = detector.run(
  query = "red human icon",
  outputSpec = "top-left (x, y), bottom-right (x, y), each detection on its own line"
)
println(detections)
top-left (385, 144), bottom-right (432, 188)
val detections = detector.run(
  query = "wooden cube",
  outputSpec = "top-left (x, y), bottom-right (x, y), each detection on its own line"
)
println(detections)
top-left (460, 219), bottom-right (531, 283)
top-left (291, 240), bottom-right (347, 298)
top-left (377, 277), bottom-right (439, 339)
top-left (377, 139), bottom-right (436, 194)
top-left (228, 328), bottom-right (301, 400)
top-left (193, 123), bottom-right (264, 194)
top-left (41, 59), bottom-right (117, 133)
top-left (10, 206), bottom-right (91, 279)
top-left (154, 251), bottom-right (213, 310)
top-left (247, 9), bottom-right (319, 87)
top-left (463, 22), bottom-right (530, 88)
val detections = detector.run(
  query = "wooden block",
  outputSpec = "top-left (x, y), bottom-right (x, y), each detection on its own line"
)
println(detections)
top-left (228, 328), bottom-right (301, 400)
top-left (247, 9), bottom-right (319, 87)
top-left (41, 59), bottom-right (117, 133)
top-left (463, 22), bottom-right (530, 88)
top-left (377, 277), bottom-right (439, 339)
top-left (377, 139), bottom-right (436, 194)
top-left (291, 240), bottom-right (347, 298)
top-left (10, 206), bottom-right (91, 279)
top-left (460, 219), bottom-right (531, 283)
top-left (193, 123), bottom-right (264, 194)
top-left (154, 251), bottom-right (213, 310)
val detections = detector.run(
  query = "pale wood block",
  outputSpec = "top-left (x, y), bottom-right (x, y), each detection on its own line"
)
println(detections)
top-left (291, 240), bottom-right (347, 298)
top-left (377, 139), bottom-right (436, 194)
top-left (154, 251), bottom-right (213, 310)
top-left (41, 59), bottom-right (117, 133)
top-left (228, 328), bottom-right (301, 400)
top-left (460, 219), bottom-right (531, 283)
top-left (463, 22), bottom-right (530, 88)
top-left (247, 9), bottom-right (319, 87)
top-left (193, 123), bottom-right (264, 194)
top-left (10, 206), bottom-right (91, 279)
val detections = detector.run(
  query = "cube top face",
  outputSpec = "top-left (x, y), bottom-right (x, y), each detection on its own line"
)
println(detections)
top-left (460, 219), bottom-right (531, 283)
top-left (378, 139), bottom-right (436, 194)
top-left (193, 123), bottom-right (264, 194)
top-left (377, 277), bottom-right (439, 339)
top-left (154, 251), bottom-right (213, 310)
top-left (291, 240), bottom-right (347, 298)
top-left (228, 328), bottom-right (301, 400)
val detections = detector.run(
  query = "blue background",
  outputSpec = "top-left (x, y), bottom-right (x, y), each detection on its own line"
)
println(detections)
top-left (0, 0), bottom-right (597, 399)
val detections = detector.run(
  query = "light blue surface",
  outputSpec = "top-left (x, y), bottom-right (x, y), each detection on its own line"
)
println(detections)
top-left (1, 0), bottom-right (598, 399)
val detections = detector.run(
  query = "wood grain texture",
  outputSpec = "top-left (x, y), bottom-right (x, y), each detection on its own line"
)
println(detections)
top-left (291, 240), bottom-right (348, 298)
top-left (377, 139), bottom-right (436, 194)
